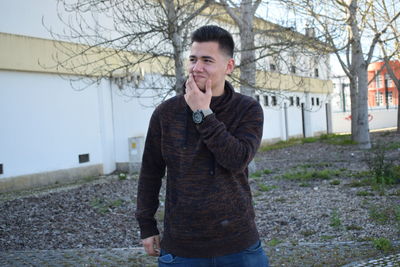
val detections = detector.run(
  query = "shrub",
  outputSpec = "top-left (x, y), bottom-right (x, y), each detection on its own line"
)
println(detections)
top-left (373, 238), bottom-right (393, 253)
top-left (364, 142), bottom-right (400, 185)
top-left (330, 209), bottom-right (342, 229)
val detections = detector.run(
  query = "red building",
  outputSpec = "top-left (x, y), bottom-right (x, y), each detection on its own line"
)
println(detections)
top-left (368, 60), bottom-right (400, 108)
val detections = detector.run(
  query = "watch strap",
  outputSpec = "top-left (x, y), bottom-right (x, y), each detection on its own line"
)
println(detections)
top-left (201, 108), bottom-right (213, 118)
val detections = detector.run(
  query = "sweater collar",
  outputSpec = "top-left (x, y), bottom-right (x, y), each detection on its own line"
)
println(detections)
top-left (210, 81), bottom-right (234, 113)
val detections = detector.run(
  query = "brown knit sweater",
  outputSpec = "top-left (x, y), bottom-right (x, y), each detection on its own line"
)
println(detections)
top-left (136, 81), bottom-right (264, 258)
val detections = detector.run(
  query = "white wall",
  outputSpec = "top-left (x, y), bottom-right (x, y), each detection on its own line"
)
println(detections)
top-left (332, 108), bottom-right (398, 133)
top-left (0, 71), bottom-right (103, 178)
top-left (111, 75), bottom-right (169, 164)
top-left (258, 91), bottom-right (329, 141)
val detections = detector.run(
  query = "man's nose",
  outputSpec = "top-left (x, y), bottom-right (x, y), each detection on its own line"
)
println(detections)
top-left (192, 61), bottom-right (203, 72)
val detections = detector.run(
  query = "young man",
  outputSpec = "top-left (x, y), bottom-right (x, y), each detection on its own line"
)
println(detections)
top-left (136, 25), bottom-right (268, 266)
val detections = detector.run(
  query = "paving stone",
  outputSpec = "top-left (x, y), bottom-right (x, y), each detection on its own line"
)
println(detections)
top-left (343, 253), bottom-right (400, 267)
top-left (1, 247), bottom-right (399, 266)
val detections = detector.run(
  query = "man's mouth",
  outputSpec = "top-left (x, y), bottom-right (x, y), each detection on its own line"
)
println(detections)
top-left (193, 75), bottom-right (206, 80)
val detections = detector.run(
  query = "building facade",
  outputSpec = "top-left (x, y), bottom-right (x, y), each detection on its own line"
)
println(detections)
top-left (368, 60), bottom-right (399, 108)
top-left (330, 61), bottom-right (399, 133)
top-left (0, 0), bottom-right (333, 192)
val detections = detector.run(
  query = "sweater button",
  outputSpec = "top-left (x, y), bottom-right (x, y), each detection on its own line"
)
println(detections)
top-left (209, 170), bottom-right (214, 175)
top-left (183, 146), bottom-right (187, 150)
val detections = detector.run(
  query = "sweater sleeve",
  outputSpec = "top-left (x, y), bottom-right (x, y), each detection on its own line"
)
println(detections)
top-left (197, 100), bottom-right (263, 173)
top-left (135, 108), bottom-right (165, 239)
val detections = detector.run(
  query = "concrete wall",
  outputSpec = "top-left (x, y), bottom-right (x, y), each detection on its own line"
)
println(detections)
top-left (332, 107), bottom-right (398, 133)
top-left (0, 71), bottom-right (103, 177)
top-left (258, 92), bottom-right (330, 141)
top-left (0, 70), bottom-right (160, 191)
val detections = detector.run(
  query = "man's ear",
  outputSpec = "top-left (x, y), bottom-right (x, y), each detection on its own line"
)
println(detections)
top-left (225, 58), bottom-right (235, 75)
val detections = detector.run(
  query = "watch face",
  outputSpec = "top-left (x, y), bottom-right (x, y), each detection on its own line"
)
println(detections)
top-left (193, 110), bottom-right (204, 124)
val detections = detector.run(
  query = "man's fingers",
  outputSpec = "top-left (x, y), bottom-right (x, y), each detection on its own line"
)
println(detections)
top-left (142, 235), bottom-right (160, 257)
top-left (154, 235), bottom-right (161, 254)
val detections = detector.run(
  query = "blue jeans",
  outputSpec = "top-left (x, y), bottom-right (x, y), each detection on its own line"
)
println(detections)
top-left (158, 240), bottom-right (269, 267)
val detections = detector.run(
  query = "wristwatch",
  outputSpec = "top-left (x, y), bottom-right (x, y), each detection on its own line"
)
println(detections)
top-left (192, 109), bottom-right (213, 124)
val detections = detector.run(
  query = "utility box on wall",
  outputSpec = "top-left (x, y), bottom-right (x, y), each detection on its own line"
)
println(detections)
top-left (128, 136), bottom-right (144, 174)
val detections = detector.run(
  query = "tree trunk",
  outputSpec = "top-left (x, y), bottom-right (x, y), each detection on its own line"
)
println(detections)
top-left (349, 77), bottom-right (358, 140)
top-left (239, 3), bottom-right (256, 98)
top-left (221, 0), bottom-right (259, 98)
top-left (348, 0), bottom-right (371, 149)
top-left (165, 0), bottom-right (185, 95)
top-left (172, 32), bottom-right (185, 95)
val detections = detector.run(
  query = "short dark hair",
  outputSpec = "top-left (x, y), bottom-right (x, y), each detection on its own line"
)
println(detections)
top-left (191, 25), bottom-right (234, 58)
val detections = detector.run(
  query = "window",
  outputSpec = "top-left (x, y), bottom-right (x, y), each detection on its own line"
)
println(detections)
top-left (264, 95), bottom-right (269, 106)
top-left (255, 95), bottom-right (260, 103)
top-left (270, 64), bottom-right (276, 71)
top-left (272, 96), bottom-right (277, 106)
top-left (311, 97), bottom-right (315, 106)
top-left (375, 93), bottom-right (380, 106)
top-left (315, 68), bottom-right (319, 77)
top-left (290, 65), bottom-right (296, 74)
top-left (385, 74), bottom-right (392, 88)
top-left (296, 97), bottom-right (300, 107)
top-left (316, 97), bottom-right (320, 106)
top-left (79, 153), bottom-right (90, 163)
top-left (0, 164), bottom-right (3, 175)
top-left (375, 92), bottom-right (383, 106)
top-left (376, 74), bottom-right (382, 88)
top-left (388, 91), bottom-right (393, 105)
top-left (289, 96), bottom-right (294, 106)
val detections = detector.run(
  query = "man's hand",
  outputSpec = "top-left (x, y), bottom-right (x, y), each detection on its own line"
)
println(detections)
top-left (142, 235), bottom-right (160, 256)
top-left (184, 74), bottom-right (212, 112)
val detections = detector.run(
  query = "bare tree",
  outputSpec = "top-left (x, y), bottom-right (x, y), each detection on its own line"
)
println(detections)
top-left (44, 0), bottom-right (211, 102)
top-left (368, 0), bottom-right (400, 132)
top-left (219, 0), bottom-right (262, 97)
top-left (275, 0), bottom-right (400, 148)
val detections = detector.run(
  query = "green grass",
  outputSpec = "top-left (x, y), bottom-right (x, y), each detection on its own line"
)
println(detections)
top-left (347, 178), bottom-right (374, 187)
top-left (250, 169), bottom-right (273, 179)
top-left (330, 209), bottom-right (342, 229)
top-left (259, 138), bottom-right (303, 152)
top-left (267, 238), bottom-right (282, 247)
top-left (90, 198), bottom-right (125, 214)
top-left (250, 171), bottom-right (262, 179)
top-left (351, 170), bottom-right (374, 179)
top-left (118, 173), bottom-right (127, 180)
top-left (301, 230), bottom-right (316, 237)
top-left (258, 184), bottom-right (278, 192)
top-left (321, 235), bottom-right (335, 241)
top-left (369, 205), bottom-right (400, 225)
top-left (382, 141), bottom-right (400, 150)
top-left (281, 169), bottom-right (341, 181)
top-left (262, 169), bottom-right (273, 175)
top-left (320, 133), bottom-right (356, 145)
top-left (330, 180), bottom-right (341, 186)
top-left (259, 134), bottom-right (357, 152)
top-left (373, 238), bottom-right (393, 253)
top-left (356, 191), bottom-right (375, 197)
top-left (346, 225), bottom-right (363, 231)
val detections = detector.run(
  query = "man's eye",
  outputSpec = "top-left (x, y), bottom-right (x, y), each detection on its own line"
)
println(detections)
top-left (189, 58), bottom-right (196, 62)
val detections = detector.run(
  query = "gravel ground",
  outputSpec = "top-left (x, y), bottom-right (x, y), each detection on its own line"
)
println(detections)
top-left (1, 131), bottom-right (399, 266)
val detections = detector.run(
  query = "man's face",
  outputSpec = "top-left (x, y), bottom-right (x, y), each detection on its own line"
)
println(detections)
top-left (188, 41), bottom-right (234, 93)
